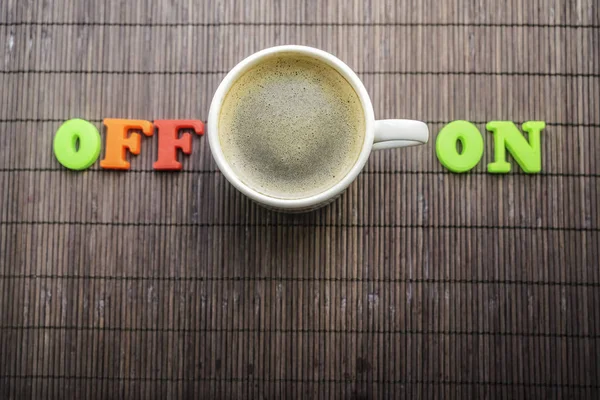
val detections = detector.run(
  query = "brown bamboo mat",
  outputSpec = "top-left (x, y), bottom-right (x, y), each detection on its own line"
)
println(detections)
top-left (1, 0), bottom-right (599, 398)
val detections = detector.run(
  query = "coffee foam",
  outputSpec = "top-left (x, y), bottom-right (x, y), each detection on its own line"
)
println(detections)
top-left (218, 53), bottom-right (365, 199)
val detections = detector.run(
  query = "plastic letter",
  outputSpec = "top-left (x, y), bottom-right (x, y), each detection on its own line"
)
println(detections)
top-left (100, 118), bottom-right (153, 170)
top-left (153, 120), bottom-right (205, 170)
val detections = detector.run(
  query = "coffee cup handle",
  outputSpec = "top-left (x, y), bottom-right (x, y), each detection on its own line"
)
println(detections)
top-left (373, 119), bottom-right (429, 150)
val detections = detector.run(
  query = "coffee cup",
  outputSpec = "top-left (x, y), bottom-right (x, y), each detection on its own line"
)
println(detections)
top-left (207, 45), bottom-right (429, 212)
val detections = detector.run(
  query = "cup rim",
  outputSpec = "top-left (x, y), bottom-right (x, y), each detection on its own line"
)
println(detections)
top-left (207, 45), bottom-right (375, 209)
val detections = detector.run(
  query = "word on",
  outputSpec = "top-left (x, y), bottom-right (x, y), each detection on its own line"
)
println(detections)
top-left (435, 120), bottom-right (546, 173)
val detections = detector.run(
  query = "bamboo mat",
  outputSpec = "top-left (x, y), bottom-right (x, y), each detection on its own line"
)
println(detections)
top-left (1, 0), bottom-right (599, 398)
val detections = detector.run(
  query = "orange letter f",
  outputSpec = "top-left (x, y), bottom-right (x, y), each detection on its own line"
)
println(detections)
top-left (100, 118), bottom-right (153, 170)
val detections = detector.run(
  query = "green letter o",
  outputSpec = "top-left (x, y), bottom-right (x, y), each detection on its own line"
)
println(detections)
top-left (435, 120), bottom-right (484, 173)
top-left (53, 119), bottom-right (101, 170)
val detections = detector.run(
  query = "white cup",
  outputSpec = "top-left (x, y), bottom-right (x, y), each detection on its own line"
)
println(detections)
top-left (207, 45), bottom-right (429, 212)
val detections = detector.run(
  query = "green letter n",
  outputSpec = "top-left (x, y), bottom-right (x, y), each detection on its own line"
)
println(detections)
top-left (486, 121), bottom-right (546, 173)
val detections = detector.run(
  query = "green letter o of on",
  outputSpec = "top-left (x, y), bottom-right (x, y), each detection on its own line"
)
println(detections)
top-left (53, 119), bottom-right (101, 170)
top-left (435, 120), bottom-right (484, 173)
